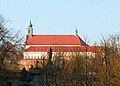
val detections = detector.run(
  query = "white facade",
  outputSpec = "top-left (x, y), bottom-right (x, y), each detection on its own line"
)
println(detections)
top-left (23, 51), bottom-right (96, 60)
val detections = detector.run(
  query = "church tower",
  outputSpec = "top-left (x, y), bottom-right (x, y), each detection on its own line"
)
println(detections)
top-left (27, 20), bottom-right (33, 38)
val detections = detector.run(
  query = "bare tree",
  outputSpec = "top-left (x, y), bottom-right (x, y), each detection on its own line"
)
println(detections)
top-left (99, 33), bottom-right (120, 86)
top-left (0, 15), bottom-right (23, 85)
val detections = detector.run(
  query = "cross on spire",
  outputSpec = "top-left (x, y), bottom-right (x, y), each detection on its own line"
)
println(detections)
top-left (75, 28), bottom-right (78, 36)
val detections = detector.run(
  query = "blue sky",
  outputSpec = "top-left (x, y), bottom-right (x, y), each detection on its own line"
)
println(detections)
top-left (0, 0), bottom-right (120, 44)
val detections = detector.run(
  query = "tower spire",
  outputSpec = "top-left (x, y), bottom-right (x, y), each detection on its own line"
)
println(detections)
top-left (27, 20), bottom-right (33, 38)
top-left (28, 20), bottom-right (32, 28)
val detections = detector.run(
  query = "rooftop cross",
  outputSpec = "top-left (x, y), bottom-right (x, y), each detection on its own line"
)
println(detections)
top-left (75, 28), bottom-right (78, 36)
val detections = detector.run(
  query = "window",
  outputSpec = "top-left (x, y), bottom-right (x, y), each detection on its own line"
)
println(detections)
top-left (28, 30), bottom-right (30, 33)
top-left (38, 56), bottom-right (39, 58)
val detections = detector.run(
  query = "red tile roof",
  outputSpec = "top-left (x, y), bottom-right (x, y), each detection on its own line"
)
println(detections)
top-left (24, 46), bottom-right (103, 52)
top-left (25, 35), bottom-right (88, 46)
